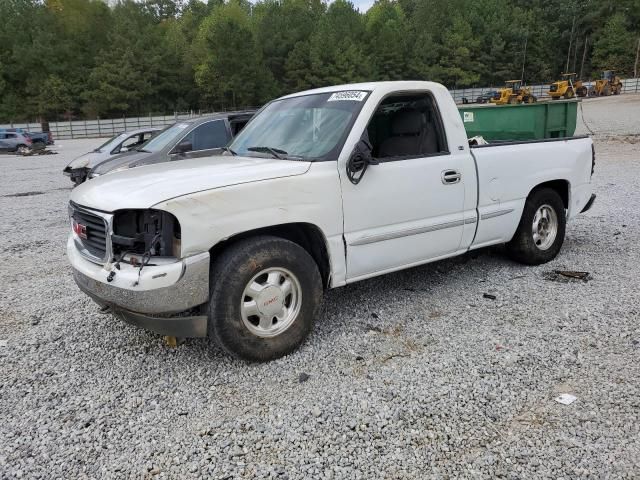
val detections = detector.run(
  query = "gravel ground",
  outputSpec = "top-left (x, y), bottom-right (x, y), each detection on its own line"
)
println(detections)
top-left (1, 96), bottom-right (639, 479)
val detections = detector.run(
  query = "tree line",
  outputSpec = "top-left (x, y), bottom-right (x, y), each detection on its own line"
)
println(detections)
top-left (0, 0), bottom-right (638, 122)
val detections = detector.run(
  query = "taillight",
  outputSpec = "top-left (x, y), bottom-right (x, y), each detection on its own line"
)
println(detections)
top-left (25, 137), bottom-right (32, 145)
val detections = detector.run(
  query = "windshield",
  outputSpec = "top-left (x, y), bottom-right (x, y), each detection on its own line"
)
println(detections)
top-left (95, 134), bottom-right (125, 152)
top-left (229, 91), bottom-right (370, 161)
top-left (140, 122), bottom-right (192, 153)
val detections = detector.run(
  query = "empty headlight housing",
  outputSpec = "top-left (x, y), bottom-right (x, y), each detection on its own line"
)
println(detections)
top-left (111, 209), bottom-right (181, 259)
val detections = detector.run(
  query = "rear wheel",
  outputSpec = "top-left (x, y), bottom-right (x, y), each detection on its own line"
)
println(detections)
top-left (208, 236), bottom-right (323, 361)
top-left (506, 188), bottom-right (566, 265)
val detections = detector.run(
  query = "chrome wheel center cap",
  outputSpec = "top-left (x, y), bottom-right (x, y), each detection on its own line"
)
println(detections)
top-left (257, 286), bottom-right (283, 317)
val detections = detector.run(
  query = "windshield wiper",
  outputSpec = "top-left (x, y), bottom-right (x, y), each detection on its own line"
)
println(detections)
top-left (247, 146), bottom-right (288, 159)
top-left (221, 147), bottom-right (237, 156)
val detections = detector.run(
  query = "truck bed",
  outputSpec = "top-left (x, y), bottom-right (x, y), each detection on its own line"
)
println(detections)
top-left (468, 135), bottom-right (594, 250)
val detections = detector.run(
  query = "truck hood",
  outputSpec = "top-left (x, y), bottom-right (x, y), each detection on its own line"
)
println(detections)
top-left (70, 155), bottom-right (312, 211)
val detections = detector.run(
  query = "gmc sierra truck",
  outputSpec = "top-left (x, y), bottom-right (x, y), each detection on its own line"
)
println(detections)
top-left (67, 81), bottom-right (596, 361)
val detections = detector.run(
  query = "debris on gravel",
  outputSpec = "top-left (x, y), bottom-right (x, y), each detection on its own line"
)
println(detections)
top-left (1, 96), bottom-right (640, 479)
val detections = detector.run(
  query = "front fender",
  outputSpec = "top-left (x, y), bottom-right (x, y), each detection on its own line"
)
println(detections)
top-left (153, 162), bottom-right (347, 286)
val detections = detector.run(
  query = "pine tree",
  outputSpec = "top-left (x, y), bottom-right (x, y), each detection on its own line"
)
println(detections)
top-left (194, 0), bottom-right (276, 109)
top-left (592, 13), bottom-right (635, 75)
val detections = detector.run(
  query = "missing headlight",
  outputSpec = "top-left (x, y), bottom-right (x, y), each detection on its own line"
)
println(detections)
top-left (111, 209), bottom-right (181, 259)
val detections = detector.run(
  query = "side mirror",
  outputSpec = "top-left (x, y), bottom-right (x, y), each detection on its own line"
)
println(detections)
top-left (346, 139), bottom-right (377, 185)
top-left (174, 140), bottom-right (193, 155)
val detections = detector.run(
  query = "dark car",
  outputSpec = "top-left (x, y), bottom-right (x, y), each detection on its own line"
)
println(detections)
top-left (475, 91), bottom-right (499, 104)
top-left (88, 111), bottom-right (255, 179)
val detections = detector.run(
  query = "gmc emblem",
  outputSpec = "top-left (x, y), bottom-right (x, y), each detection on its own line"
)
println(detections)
top-left (72, 219), bottom-right (87, 239)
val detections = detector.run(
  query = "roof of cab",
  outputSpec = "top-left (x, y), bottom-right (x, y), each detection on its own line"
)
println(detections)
top-left (278, 81), bottom-right (447, 100)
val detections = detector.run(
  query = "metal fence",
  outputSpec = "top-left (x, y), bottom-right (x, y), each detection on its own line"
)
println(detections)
top-left (2, 78), bottom-right (639, 139)
top-left (0, 112), bottom-right (212, 141)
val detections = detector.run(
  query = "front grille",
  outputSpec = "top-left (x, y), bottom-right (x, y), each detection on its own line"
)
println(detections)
top-left (71, 205), bottom-right (108, 260)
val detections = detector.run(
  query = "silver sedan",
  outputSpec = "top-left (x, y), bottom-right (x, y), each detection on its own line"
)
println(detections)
top-left (63, 127), bottom-right (160, 185)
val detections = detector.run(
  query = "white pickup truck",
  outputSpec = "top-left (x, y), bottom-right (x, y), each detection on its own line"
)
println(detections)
top-left (68, 81), bottom-right (596, 361)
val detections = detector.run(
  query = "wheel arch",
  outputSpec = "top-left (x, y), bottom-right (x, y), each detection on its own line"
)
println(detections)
top-left (527, 179), bottom-right (569, 210)
top-left (208, 222), bottom-right (332, 289)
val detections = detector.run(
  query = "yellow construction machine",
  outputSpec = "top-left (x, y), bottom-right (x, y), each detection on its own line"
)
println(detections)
top-left (589, 70), bottom-right (623, 96)
top-left (490, 80), bottom-right (537, 105)
top-left (549, 73), bottom-right (588, 99)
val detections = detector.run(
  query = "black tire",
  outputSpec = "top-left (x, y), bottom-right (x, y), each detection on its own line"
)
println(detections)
top-left (208, 235), bottom-right (323, 362)
top-left (506, 188), bottom-right (566, 265)
top-left (16, 144), bottom-right (29, 154)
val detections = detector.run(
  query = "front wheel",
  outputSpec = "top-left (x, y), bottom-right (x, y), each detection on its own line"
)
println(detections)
top-left (506, 188), bottom-right (566, 265)
top-left (208, 236), bottom-right (323, 361)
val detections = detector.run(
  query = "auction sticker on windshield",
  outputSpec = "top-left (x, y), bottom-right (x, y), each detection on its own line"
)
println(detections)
top-left (327, 91), bottom-right (368, 102)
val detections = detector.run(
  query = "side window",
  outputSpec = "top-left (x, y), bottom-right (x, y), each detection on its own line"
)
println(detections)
top-left (0, 133), bottom-right (5, 139)
top-left (142, 131), bottom-right (155, 142)
top-left (188, 120), bottom-right (229, 151)
top-left (121, 135), bottom-right (141, 149)
top-left (7, 133), bottom-right (17, 139)
top-left (230, 119), bottom-right (249, 136)
top-left (366, 93), bottom-right (448, 160)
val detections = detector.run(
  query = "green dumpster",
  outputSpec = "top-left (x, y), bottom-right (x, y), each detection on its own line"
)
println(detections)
top-left (458, 99), bottom-right (578, 142)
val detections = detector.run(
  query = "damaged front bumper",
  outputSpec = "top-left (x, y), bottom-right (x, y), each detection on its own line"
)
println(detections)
top-left (68, 235), bottom-right (210, 337)
top-left (63, 166), bottom-right (90, 185)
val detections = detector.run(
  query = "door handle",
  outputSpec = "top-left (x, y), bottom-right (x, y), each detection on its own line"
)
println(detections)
top-left (441, 169), bottom-right (462, 184)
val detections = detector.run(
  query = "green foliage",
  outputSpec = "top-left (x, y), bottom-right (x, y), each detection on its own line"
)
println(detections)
top-left (194, 0), bottom-right (276, 109)
top-left (0, 0), bottom-right (638, 122)
top-left (592, 14), bottom-right (636, 75)
top-left (364, 0), bottom-right (409, 80)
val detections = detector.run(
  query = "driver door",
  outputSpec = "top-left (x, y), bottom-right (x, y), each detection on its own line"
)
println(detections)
top-left (340, 92), bottom-right (467, 281)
